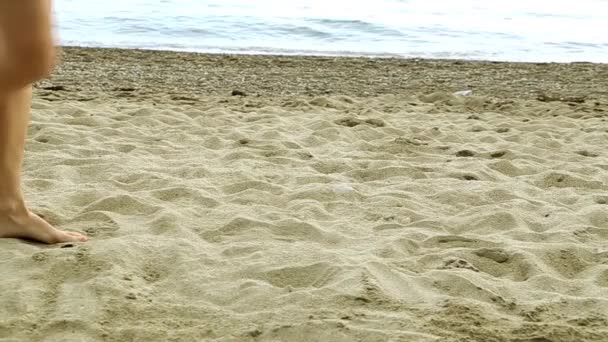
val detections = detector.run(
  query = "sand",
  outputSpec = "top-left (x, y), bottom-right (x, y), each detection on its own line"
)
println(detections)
top-left (1, 47), bottom-right (608, 342)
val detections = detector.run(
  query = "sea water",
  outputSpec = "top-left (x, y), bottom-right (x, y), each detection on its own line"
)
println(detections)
top-left (54, 0), bottom-right (608, 62)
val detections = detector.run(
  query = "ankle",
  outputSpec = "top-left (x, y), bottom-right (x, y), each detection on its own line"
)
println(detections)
top-left (0, 196), bottom-right (27, 216)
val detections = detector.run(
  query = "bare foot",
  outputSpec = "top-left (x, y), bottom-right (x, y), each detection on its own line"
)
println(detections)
top-left (0, 207), bottom-right (87, 244)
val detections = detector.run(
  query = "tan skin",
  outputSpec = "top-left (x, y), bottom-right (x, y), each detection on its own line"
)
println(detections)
top-left (0, 0), bottom-right (87, 243)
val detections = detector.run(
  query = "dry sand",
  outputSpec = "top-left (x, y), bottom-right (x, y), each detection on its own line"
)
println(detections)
top-left (1, 47), bottom-right (608, 342)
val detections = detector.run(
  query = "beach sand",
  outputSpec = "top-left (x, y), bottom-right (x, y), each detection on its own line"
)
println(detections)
top-left (1, 47), bottom-right (608, 341)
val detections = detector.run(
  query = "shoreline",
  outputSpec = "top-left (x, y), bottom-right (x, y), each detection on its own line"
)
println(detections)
top-left (34, 46), bottom-right (608, 104)
top-left (55, 44), bottom-right (608, 65)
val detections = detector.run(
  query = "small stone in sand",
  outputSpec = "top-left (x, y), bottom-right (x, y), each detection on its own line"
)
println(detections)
top-left (335, 118), bottom-right (362, 127)
top-left (456, 150), bottom-right (476, 157)
top-left (42, 85), bottom-right (66, 91)
top-left (576, 150), bottom-right (598, 157)
top-left (490, 151), bottom-right (507, 158)
top-left (365, 118), bottom-right (386, 127)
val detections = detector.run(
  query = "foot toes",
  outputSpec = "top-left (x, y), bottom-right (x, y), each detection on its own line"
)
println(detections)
top-left (66, 231), bottom-right (88, 242)
top-left (54, 231), bottom-right (87, 243)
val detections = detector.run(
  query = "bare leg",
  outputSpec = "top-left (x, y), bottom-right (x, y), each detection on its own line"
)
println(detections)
top-left (0, 0), bottom-right (86, 243)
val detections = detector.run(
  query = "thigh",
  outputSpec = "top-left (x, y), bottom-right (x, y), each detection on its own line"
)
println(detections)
top-left (0, 0), bottom-right (53, 52)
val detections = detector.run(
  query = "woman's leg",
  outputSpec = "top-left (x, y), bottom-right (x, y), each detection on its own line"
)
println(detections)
top-left (0, 0), bottom-right (86, 243)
